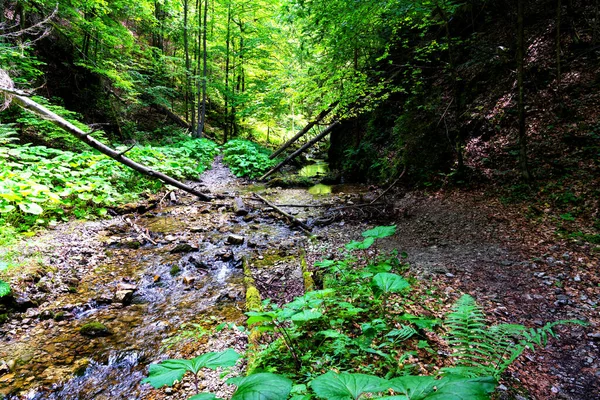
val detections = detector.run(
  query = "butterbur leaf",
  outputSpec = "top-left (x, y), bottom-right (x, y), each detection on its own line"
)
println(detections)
top-left (311, 372), bottom-right (388, 400)
top-left (0, 280), bottom-right (11, 297)
top-left (189, 394), bottom-right (222, 400)
top-left (345, 237), bottom-right (375, 250)
top-left (372, 273), bottom-right (410, 296)
top-left (190, 349), bottom-right (240, 372)
top-left (143, 350), bottom-right (240, 389)
top-left (142, 362), bottom-right (188, 388)
top-left (18, 202), bottom-right (43, 215)
top-left (362, 225), bottom-right (396, 239)
top-left (385, 375), bottom-right (496, 400)
top-left (290, 309), bottom-right (323, 323)
top-left (229, 372), bottom-right (293, 400)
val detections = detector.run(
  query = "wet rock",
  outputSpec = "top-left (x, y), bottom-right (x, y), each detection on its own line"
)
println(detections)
top-left (188, 255), bottom-right (210, 269)
top-left (182, 276), bottom-right (196, 285)
top-left (190, 225), bottom-right (207, 233)
top-left (39, 310), bottom-right (54, 320)
top-left (164, 235), bottom-right (177, 242)
top-left (227, 234), bottom-right (245, 245)
top-left (121, 238), bottom-right (142, 249)
top-left (169, 242), bottom-right (198, 253)
top-left (80, 322), bottom-right (111, 337)
top-left (0, 361), bottom-right (10, 376)
top-left (114, 290), bottom-right (134, 305)
top-left (117, 283), bottom-right (137, 292)
top-left (243, 214), bottom-right (254, 222)
top-left (216, 248), bottom-right (233, 261)
top-left (233, 197), bottom-right (248, 216)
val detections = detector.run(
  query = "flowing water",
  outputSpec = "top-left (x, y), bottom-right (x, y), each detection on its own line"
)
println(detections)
top-left (0, 159), bottom-right (367, 399)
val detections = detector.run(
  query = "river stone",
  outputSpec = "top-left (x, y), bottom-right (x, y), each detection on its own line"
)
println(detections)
top-left (226, 234), bottom-right (245, 245)
top-left (80, 322), bottom-right (111, 337)
top-left (114, 290), bottom-right (134, 305)
top-left (233, 197), bottom-right (248, 216)
top-left (170, 242), bottom-right (198, 253)
top-left (182, 276), bottom-right (196, 285)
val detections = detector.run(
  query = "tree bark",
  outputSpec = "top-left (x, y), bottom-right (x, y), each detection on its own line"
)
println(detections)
top-left (151, 103), bottom-right (191, 129)
top-left (224, 2), bottom-right (232, 143)
top-left (517, 0), bottom-right (531, 180)
top-left (198, 0), bottom-right (209, 137)
top-left (4, 89), bottom-right (211, 201)
top-left (269, 102), bottom-right (338, 160)
top-left (260, 121), bottom-right (340, 181)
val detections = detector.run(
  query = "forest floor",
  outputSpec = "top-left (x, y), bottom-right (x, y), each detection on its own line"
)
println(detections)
top-left (0, 159), bottom-right (598, 399)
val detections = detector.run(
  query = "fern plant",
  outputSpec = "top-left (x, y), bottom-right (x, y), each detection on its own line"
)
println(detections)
top-left (445, 294), bottom-right (586, 378)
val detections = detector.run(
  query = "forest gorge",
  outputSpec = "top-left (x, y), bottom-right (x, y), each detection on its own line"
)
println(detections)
top-left (0, 0), bottom-right (599, 399)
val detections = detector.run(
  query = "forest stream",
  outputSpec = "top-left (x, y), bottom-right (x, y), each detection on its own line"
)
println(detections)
top-left (0, 159), bottom-right (370, 399)
top-left (0, 159), bottom-right (598, 400)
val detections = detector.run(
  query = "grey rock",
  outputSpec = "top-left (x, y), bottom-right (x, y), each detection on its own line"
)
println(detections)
top-left (226, 234), bottom-right (245, 245)
top-left (114, 290), bottom-right (134, 305)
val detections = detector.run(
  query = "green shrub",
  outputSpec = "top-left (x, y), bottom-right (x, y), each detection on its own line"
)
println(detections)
top-left (222, 139), bottom-right (278, 179)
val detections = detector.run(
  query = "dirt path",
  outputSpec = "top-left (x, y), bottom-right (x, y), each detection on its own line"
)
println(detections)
top-left (376, 191), bottom-right (599, 400)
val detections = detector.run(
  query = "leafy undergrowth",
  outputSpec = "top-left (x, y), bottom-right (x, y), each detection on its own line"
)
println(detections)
top-left (222, 139), bottom-right (279, 179)
top-left (143, 226), bottom-right (586, 400)
top-left (0, 125), bottom-right (219, 233)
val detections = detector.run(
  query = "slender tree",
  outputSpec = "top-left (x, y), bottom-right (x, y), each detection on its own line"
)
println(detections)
top-left (517, 0), bottom-right (531, 180)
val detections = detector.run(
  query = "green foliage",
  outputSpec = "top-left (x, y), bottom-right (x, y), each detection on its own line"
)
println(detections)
top-left (222, 139), bottom-right (278, 179)
top-left (0, 135), bottom-right (218, 232)
top-left (0, 280), bottom-right (11, 297)
top-left (372, 273), bottom-right (411, 297)
top-left (310, 372), bottom-right (387, 400)
top-left (385, 375), bottom-right (496, 400)
top-left (143, 349), bottom-right (240, 389)
top-left (228, 373), bottom-right (293, 400)
top-left (444, 294), bottom-right (587, 378)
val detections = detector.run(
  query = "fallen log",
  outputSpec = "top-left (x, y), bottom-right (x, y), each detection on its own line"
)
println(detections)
top-left (254, 193), bottom-right (312, 233)
top-left (0, 86), bottom-right (212, 202)
top-left (259, 121), bottom-right (340, 181)
top-left (269, 102), bottom-right (338, 160)
top-left (150, 103), bottom-right (191, 130)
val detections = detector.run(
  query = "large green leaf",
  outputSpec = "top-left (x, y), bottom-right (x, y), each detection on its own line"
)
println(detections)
top-left (188, 394), bottom-right (222, 400)
top-left (362, 226), bottom-right (396, 239)
top-left (142, 361), bottom-right (188, 388)
top-left (0, 280), bottom-right (11, 297)
top-left (18, 202), bottom-right (43, 215)
top-left (384, 375), bottom-right (496, 400)
top-left (345, 237), bottom-right (375, 251)
top-left (229, 372), bottom-right (293, 400)
top-left (143, 350), bottom-right (240, 389)
top-left (290, 309), bottom-right (323, 323)
top-left (372, 273), bottom-right (410, 296)
top-left (191, 348), bottom-right (240, 372)
top-left (311, 372), bottom-right (388, 400)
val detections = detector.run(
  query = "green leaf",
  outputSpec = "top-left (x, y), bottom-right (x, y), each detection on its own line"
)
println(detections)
top-left (311, 372), bottom-right (388, 400)
top-left (190, 349), bottom-right (240, 372)
top-left (189, 394), bottom-right (221, 400)
top-left (290, 309), bottom-right (323, 323)
top-left (143, 350), bottom-right (240, 389)
top-left (0, 280), bottom-right (11, 297)
top-left (385, 375), bottom-right (496, 400)
top-left (229, 372), bottom-right (293, 400)
top-left (345, 237), bottom-right (375, 250)
top-left (142, 361), bottom-right (188, 388)
top-left (18, 202), bottom-right (44, 215)
top-left (372, 273), bottom-right (410, 295)
top-left (362, 225), bottom-right (396, 239)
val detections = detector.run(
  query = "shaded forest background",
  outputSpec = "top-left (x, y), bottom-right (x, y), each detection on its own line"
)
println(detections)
top-left (0, 0), bottom-right (599, 238)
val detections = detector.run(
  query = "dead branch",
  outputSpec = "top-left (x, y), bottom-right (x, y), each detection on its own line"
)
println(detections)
top-left (370, 165), bottom-right (407, 204)
top-left (254, 193), bottom-right (312, 233)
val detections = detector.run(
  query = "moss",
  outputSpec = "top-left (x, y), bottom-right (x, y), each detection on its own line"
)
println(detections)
top-left (299, 249), bottom-right (314, 292)
top-left (0, 314), bottom-right (8, 324)
top-left (245, 286), bottom-right (262, 312)
top-left (54, 311), bottom-right (67, 321)
top-left (170, 265), bottom-right (181, 276)
top-left (80, 321), bottom-right (111, 337)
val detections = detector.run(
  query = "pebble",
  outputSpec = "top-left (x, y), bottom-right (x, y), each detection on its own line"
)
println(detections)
top-left (574, 275), bottom-right (581, 282)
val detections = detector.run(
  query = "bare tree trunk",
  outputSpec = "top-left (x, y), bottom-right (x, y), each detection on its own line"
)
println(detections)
top-left (224, 2), bottom-right (231, 143)
top-left (3, 89), bottom-right (211, 201)
top-left (556, 0), bottom-right (562, 86)
top-left (517, 0), bottom-right (531, 180)
top-left (269, 102), bottom-right (338, 159)
top-left (183, 0), bottom-right (191, 123)
top-left (198, 0), bottom-right (209, 138)
top-left (260, 121), bottom-right (340, 181)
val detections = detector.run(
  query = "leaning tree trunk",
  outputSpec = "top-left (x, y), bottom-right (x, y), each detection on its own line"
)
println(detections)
top-left (1, 88), bottom-right (212, 201)
top-left (517, 0), bottom-right (531, 180)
